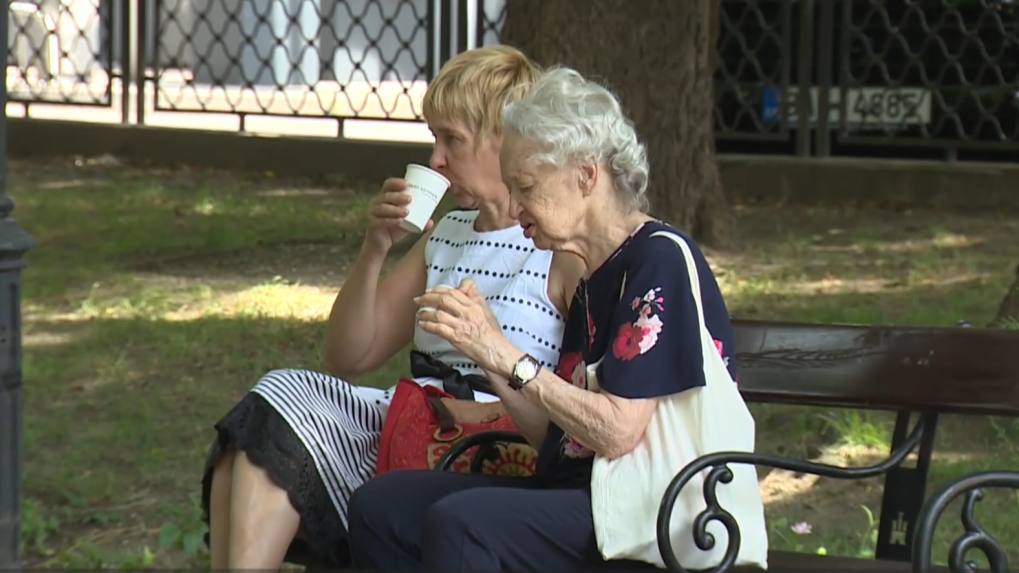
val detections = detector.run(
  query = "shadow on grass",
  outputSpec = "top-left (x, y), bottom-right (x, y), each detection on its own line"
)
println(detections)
top-left (751, 401), bottom-right (1019, 562)
top-left (728, 273), bottom-right (1010, 327)
top-left (23, 314), bottom-right (405, 500)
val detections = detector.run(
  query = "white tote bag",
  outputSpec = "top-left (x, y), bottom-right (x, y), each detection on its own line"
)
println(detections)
top-left (589, 230), bottom-right (768, 570)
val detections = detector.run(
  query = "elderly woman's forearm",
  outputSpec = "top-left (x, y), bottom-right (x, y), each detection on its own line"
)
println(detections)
top-left (485, 339), bottom-right (647, 457)
top-left (521, 371), bottom-right (643, 458)
top-left (487, 339), bottom-right (642, 457)
top-left (484, 370), bottom-right (548, 449)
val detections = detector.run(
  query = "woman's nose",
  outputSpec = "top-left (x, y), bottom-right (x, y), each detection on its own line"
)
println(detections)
top-left (508, 196), bottom-right (523, 220)
top-left (429, 146), bottom-right (446, 171)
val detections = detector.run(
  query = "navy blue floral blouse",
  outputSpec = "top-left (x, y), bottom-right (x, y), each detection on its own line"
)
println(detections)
top-left (535, 221), bottom-right (738, 488)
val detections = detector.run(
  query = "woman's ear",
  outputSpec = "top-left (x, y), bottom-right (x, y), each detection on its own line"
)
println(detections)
top-left (578, 161), bottom-right (599, 197)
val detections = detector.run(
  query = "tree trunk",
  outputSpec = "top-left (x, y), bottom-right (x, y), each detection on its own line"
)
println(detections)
top-left (501, 0), bottom-right (736, 249)
top-left (992, 261), bottom-right (1019, 328)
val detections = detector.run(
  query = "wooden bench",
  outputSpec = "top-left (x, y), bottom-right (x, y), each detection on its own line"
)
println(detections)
top-left (435, 320), bottom-right (1019, 573)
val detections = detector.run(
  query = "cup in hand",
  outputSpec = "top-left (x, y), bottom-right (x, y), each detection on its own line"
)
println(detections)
top-left (399, 164), bottom-right (450, 234)
top-left (416, 284), bottom-right (455, 316)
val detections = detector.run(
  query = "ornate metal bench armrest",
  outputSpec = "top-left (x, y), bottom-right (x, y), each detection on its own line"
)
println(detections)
top-left (911, 470), bottom-right (1019, 573)
top-left (656, 416), bottom-right (928, 573)
top-left (434, 430), bottom-right (530, 473)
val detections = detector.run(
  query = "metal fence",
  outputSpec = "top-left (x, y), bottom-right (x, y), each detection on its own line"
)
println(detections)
top-left (6, 0), bottom-right (1019, 159)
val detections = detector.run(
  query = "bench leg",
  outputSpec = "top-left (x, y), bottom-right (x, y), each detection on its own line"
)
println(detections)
top-left (875, 411), bottom-right (939, 562)
top-left (911, 470), bottom-right (1019, 573)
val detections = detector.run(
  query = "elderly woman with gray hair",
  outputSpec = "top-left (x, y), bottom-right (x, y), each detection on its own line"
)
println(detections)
top-left (345, 66), bottom-right (742, 571)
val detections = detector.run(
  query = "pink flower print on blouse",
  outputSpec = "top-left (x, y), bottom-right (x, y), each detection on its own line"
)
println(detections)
top-left (555, 352), bottom-right (586, 389)
top-left (613, 287), bottom-right (665, 361)
top-left (562, 435), bottom-right (594, 459)
top-left (713, 338), bottom-right (730, 369)
top-left (554, 351), bottom-right (594, 458)
top-left (713, 338), bottom-right (736, 385)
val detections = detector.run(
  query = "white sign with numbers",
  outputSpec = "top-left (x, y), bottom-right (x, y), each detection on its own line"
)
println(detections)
top-left (779, 86), bottom-right (932, 131)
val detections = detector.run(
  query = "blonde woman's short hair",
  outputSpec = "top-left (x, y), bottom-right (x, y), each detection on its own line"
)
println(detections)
top-left (423, 45), bottom-right (542, 141)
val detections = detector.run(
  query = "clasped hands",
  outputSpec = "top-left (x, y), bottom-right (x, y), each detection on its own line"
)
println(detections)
top-left (414, 279), bottom-right (515, 376)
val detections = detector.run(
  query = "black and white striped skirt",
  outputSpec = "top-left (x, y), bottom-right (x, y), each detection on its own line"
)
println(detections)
top-left (200, 368), bottom-right (393, 567)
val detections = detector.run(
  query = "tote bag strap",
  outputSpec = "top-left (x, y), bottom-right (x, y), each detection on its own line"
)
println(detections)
top-left (649, 231), bottom-right (707, 334)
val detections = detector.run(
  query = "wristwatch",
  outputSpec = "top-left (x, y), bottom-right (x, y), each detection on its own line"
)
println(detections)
top-left (508, 354), bottom-right (542, 390)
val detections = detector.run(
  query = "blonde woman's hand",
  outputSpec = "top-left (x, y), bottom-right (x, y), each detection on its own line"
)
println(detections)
top-left (364, 178), bottom-right (434, 253)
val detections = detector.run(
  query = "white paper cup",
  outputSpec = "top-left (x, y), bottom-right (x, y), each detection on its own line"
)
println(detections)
top-left (415, 284), bottom-right (454, 316)
top-left (399, 164), bottom-right (450, 234)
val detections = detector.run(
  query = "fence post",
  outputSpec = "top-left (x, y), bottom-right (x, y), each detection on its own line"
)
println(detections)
top-left (815, 0), bottom-right (835, 158)
top-left (0, 3), bottom-right (40, 568)
top-left (437, 0), bottom-right (453, 71)
top-left (134, 0), bottom-right (147, 126)
top-left (120, 0), bottom-right (132, 124)
top-left (795, 0), bottom-right (815, 157)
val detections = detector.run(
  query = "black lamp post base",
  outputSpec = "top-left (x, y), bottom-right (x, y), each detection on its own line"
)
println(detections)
top-left (0, 151), bottom-right (39, 573)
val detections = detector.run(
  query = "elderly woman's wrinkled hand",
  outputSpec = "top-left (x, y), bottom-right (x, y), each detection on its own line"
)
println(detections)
top-left (414, 280), bottom-right (509, 370)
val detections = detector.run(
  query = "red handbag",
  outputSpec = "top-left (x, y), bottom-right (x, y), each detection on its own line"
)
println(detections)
top-left (376, 379), bottom-right (538, 476)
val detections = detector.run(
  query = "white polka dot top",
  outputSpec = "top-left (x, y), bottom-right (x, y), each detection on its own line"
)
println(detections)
top-left (413, 209), bottom-right (566, 377)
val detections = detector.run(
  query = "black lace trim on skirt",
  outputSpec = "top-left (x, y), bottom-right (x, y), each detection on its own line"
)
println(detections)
top-left (199, 392), bottom-right (351, 568)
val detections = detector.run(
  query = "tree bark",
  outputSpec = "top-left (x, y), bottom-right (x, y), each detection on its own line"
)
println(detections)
top-left (501, 0), bottom-right (736, 249)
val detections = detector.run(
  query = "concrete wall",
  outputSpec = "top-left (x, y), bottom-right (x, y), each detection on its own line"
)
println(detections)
top-left (9, 118), bottom-right (1019, 211)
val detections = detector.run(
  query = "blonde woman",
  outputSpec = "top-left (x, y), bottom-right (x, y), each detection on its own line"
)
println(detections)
top-left (199, 46), bottom-right (585, 570)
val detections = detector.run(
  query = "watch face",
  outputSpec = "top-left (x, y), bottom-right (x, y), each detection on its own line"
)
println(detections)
top-left (515, 357), bottom-right (538, 382)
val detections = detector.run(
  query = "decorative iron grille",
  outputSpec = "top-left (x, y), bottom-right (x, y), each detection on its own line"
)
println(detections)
top-left (151, 0), bottom-right (433, 123)
top-left (475, 0), bottom-right (503, 49)
top-left (714, 0), bottom-right (794, 141)
top-left (4, 0), bottom-right (1018, 158)
top-left (7, 0), bottom-right (114, 106)
top-left (835, 0), bottom-right (1019, 150)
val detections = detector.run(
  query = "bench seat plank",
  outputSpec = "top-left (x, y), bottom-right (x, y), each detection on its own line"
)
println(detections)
top-left (732, 320), bottom-right (1019, 416)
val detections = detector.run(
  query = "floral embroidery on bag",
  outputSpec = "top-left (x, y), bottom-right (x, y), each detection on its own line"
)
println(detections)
top-left (613, 287), bottom-right (665, 361)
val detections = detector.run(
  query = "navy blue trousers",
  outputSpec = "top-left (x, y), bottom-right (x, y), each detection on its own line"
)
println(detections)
top-left (346, 469), bottom-right (613, 572)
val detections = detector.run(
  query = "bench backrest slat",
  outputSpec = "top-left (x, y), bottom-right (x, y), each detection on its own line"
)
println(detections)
top-left (731, 320), bottom-right (1019, 416)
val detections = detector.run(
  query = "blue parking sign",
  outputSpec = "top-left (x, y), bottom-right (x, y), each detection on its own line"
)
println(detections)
top-left (761, 85), bottom-right (781, 123)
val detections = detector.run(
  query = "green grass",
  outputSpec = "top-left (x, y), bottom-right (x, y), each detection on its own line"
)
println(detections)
top-left (11, 156), bottom-right (1019, 568)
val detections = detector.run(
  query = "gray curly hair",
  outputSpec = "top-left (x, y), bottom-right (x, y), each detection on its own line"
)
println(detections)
top-left (501, 66), bottom-right (650, 212)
